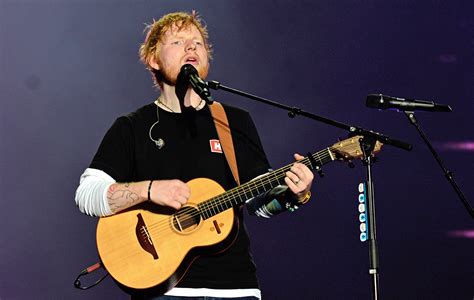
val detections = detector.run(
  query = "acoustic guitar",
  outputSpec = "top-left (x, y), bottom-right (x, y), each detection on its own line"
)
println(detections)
top-left (96, 136), bottom-right (382, 292)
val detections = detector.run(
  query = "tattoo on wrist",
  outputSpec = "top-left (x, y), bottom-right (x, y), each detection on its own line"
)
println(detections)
top-left (107, 183), bottom-right (140, 213)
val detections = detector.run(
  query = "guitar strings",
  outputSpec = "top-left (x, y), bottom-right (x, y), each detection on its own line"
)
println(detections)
top-left (105, 150), bottom-right (334, 251)
top-left (101, 150), bottom-right (337, 269)
top-left (136, 150), bottom-right (334, 237)
top-left (141, 150), bottom-right (333, 236)
top-left (100, 149), bottom-right (333, 247)
top-left (100, 144), bottom-right (361, 269)
top-left (142, 153), bottom-right (325, 233)
top-left (182, 149), bottom-right (329, 215)
top-left (183, 140), bottom-right (366, 225)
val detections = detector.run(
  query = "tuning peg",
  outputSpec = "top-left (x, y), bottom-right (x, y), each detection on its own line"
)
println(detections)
top-left (315, 166), bottom-right (324, 177)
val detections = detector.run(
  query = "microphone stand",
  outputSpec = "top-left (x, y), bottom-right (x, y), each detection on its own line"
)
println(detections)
top-left (360, 135), bottom-right (380, 300)
top-left (404, 111), bottom-right (474, 218)
top-left (206, 80), bottom-right (412, 300)
top-left (207, 80), bottom-right (412, 150)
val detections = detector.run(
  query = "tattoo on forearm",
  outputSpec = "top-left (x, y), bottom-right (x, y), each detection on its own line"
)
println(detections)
top-left (108, 183), bottom-right (140, 213)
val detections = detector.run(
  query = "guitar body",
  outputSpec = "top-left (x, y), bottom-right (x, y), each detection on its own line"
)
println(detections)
top-left (96, 178), bottom-right (238, 291)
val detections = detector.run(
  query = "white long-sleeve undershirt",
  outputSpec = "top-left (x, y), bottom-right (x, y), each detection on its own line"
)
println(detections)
top-left (75, 168), bottom-right (115, 217)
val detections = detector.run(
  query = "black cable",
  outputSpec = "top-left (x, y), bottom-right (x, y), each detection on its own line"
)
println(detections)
top-left (73, 262), bottom-right (109, 290)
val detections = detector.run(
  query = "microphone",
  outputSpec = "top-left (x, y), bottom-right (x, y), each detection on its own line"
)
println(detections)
top-left (366, 94), bottom-right (452, 112)
top-left (178, 64), bottom-right (213, 104)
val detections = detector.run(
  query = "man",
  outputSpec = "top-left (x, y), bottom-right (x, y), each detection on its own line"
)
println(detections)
top-left (75, 11), bottom-right (314, 299)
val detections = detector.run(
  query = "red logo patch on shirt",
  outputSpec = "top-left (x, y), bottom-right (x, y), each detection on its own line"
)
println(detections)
top-left (209, 139), bottom-right (223, 153)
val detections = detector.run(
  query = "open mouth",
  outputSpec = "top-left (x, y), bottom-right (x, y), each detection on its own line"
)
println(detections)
top-left (185, 57), bottom-right (198, 64)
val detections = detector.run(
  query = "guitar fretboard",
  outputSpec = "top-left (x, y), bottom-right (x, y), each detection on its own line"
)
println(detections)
top-left (198, 147), bottom-right (334, 219)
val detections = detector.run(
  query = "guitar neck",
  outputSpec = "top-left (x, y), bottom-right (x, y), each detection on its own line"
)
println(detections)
top-left (198, 147), bottom-right (335, 219)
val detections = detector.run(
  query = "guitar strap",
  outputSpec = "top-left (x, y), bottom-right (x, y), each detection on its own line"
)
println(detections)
top-left (209, 102), bottom-right (241, 186)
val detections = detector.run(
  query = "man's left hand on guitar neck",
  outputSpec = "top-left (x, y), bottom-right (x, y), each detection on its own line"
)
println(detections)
top-left (284, 153), bottom-right (314, 203)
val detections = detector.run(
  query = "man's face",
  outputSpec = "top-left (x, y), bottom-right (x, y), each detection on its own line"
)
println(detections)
top-left (154, 24), bottom-right (209, 85)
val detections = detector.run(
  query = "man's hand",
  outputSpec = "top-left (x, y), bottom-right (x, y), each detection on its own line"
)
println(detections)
top-left (284, 153), bottom-right (314, 202)
top-left (149, 179), bottom-right (191, 210)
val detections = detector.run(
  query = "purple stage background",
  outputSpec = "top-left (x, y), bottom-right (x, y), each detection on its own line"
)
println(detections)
top-left (1, 1), bottom-right (473, 299)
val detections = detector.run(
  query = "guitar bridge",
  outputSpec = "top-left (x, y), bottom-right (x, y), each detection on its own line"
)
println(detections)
top-left (136, 213), bottom-right (158, 260)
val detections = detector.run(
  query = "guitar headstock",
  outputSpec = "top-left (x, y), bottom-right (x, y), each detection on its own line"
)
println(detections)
top-left (330, 135), bottom-right (383, 161)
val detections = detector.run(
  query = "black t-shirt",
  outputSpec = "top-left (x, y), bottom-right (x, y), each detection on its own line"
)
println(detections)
top-left (90, 102), bottom-right (271, 290)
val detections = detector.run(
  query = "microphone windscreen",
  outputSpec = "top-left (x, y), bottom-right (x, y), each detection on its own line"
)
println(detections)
top-left (180, 64), bottom-right (198, 79)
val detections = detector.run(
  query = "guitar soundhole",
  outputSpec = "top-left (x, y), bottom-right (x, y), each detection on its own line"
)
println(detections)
top-left (172, 205), bottom-right (201, 233)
